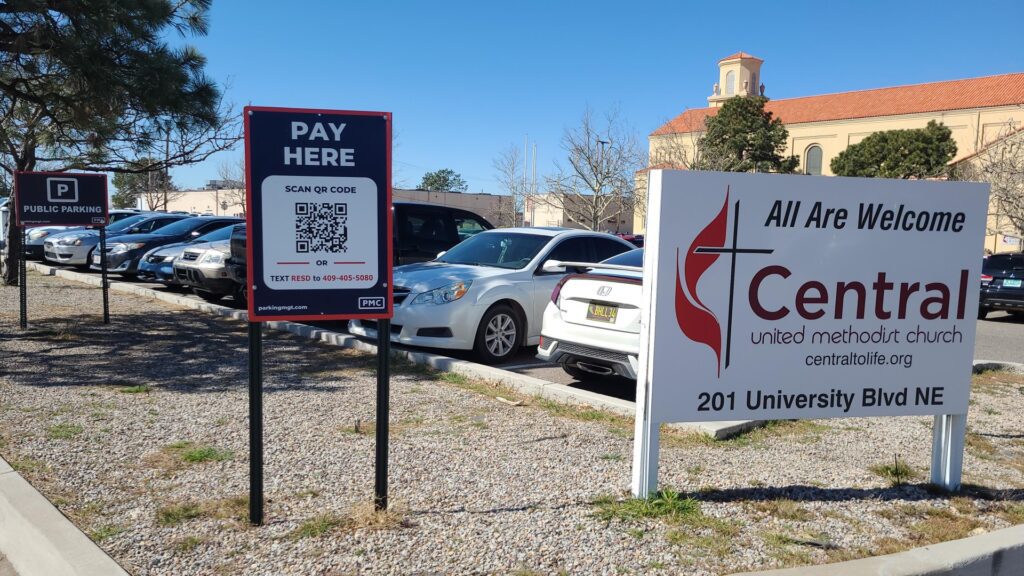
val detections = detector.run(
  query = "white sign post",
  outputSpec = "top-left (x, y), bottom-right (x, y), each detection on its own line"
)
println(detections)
top-left (633, 171), bottom-right (989, 497)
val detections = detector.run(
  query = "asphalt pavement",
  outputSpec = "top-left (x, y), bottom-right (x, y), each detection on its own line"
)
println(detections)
top-left (28, 261), bottom-right (1024, 406)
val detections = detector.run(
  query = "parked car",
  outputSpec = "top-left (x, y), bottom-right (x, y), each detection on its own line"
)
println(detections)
top-left (173, 240), bottom-right (235, 301)
top-left (0, 201), bottom-right (8, 278)
top-left (224, 202), bottom-right (495, 295)
top-left (348, 228), bottom-right (633, 363)
top-left (24, 209), bottom-right (142, 260)
top-left (537, 249), bottom-right (643, 379)
top-left (979, 252), bottom-right (1024, 319)
top-left (43, 213), bottom-right (186, 267)
top-left (90, 216), bottom-right (243, 277)
top-left (615, 233), bottom-right (644, 248)
top-left (137, 224), bottom-right (239, 287)
top-left (172, 225), bottom-right (245, 301)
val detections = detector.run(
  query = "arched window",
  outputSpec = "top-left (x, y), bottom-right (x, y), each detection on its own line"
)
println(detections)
top-left (805, 145), bottom-right (823, 175)
top-left (725, 71), bottom-right (736, 95)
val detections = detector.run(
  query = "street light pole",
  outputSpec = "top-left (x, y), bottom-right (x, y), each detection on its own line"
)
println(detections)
top-left (597, 139), bottom-right (609, 231)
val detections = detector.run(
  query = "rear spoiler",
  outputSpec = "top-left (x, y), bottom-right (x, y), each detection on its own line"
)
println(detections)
top-left (549, 260), bottom-right (643, 273)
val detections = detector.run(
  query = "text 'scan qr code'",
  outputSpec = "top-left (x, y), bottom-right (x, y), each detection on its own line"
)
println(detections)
top-left (295, 202), bottom-right (348, 253)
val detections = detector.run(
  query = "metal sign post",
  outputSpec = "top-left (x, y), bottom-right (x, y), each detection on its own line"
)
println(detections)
top-left (243, 106), bottom-right (393, 523)
top-left (99, 226), bottom-right (110, 324)
top-left (375, 318), bottom-right (391, 510)
top-left (248, 321), bottom-right (264, 525)
top-left (18, 227), bottom-right (27, 329)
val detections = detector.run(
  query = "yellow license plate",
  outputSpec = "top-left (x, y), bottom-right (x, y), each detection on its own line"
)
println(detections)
top-left (587, 303), bottom-right (618, 323)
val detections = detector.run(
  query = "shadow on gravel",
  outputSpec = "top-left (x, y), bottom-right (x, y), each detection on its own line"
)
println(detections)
top-left (0, 309), bottom-right (362, 395)
top-left (690, 483), bottom-right (1024, 504)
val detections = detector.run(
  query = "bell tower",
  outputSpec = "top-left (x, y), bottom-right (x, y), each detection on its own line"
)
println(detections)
top-left (708, 52), bottom-right (764, 107)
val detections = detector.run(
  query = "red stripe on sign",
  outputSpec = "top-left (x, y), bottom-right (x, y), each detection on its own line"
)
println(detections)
top-left (277, 261), bottom-right (309, 265)
top-left (334, 261), bottom-right (366, 265)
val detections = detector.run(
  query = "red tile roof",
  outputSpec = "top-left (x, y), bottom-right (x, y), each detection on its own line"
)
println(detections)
top-left (719, 52), bottom-right (762, 63)
top-left (653, 73), bottom-right (1024, 136)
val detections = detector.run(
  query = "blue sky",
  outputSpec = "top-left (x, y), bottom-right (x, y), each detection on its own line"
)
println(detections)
top-left (171, 0), bottom-right (1024, 193)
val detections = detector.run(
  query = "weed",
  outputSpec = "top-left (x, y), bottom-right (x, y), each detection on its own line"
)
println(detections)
top-left (626, 528), bottom-right (645, 539)
top-left (10, 457), bottom-right (50, 475)
top-left (89, 524), bottom-right (125, 542)
top-left (685, 465), bottom-right (704, 476)
top-left (156, 503), bottom-right (204, 526)
top-left (965, 433), bottom-right (997, 459)
top-left (1001, 503), bottom-right (1024, 524)
top-left (594, 489), bottom-right (701, 523)
top-left (119, 385), bottom-right (151, 394)
top-left (173, 535), bottom-right (207, 552)
top-left (182, 446), bottom-right (233, 463)
top-left (666, 529), bottom-right (732, 557)
top-left (752, 499), bottom-right (813, 522)
top-left (46, 423), bottom-right (83, 440)
top-left (600, 453), bottom-right (624, 462)
top-left (869, 456), bottom-right (919, 486)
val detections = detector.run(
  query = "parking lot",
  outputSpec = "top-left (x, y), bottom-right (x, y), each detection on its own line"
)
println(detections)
top-left (28, 260), bottom-right (1024, 405)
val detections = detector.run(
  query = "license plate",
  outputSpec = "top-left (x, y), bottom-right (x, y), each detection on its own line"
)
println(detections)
top-left (1004, 279), bottom-right (1022, 288)
top-left (92, 254), bottom-right (100, 264)
top-left (587, 302), bottom-right (618, 323)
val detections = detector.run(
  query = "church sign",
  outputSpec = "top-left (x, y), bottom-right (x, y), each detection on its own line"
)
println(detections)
top-left (632, 171), bottom-right (989, 495)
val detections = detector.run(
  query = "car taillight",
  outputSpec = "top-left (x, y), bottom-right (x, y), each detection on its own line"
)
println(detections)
top-left (551, 276), bottom-right (572, 306)
top-left (980, 274), bottom-right (993, 284)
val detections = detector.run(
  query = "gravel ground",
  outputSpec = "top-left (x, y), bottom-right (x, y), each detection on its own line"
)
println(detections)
top-left (0, 270), bottom-right (1023, 576)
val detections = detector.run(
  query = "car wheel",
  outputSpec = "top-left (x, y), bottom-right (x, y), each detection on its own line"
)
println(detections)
top-left (474, 304), bottom-right (522, 364)
top-left (977, 307), bottom-right (989, 320)
top-left (193, 288), bottom-right (224, 303)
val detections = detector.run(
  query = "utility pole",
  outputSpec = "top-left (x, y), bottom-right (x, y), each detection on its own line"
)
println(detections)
top-left (163, 125), bottom-right (171, 211)
top-left (597, 139), bottom-right (609, 232)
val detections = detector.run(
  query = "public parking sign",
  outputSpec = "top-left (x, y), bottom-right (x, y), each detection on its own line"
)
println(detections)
top-left (244, 106), bottom-right (392, 322)
top-left (14, 172), bottom-right (108, 227)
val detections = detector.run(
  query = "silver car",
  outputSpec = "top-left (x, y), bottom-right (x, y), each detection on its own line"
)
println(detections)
top-left (348, 228), bottom-right (633, 364)
top-left (43, 213), bottom-right (184, 266)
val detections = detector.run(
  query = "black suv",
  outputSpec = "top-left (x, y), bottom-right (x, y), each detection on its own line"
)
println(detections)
top-left (979, 253), bottom-right (1024, 319)
top-left (227, 202), bottom-right (494, 293)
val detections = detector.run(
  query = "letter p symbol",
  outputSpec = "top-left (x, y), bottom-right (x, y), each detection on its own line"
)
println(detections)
top-left (47, 178), bottom-right (79, 203)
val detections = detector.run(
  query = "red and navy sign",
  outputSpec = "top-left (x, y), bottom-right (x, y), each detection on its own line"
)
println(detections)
top-left (14, 172), bottom-right (108, 227)
top-left (244, 106), bottom-right (393, 322)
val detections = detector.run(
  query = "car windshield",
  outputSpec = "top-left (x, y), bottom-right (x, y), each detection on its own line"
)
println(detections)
top-left (602, 248), bottom-right (643, 267)
top-left (192, 225), bottom-right (237, 243)
top-left (152, 218), bottom-right (215, 237)
top-left (436, 232), bottom-right (550, 269)
top-left (107, 214), bottom-right (150, 232)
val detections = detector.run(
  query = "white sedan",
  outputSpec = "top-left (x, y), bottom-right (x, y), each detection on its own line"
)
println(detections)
top-left (348, 228), bottom-right (633, 364)
top-left (537, 248), bottom-right (644, 379)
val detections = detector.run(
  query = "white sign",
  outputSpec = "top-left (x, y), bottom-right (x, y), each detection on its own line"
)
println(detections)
top-left (632, 171), bottom-right (989, 496)
top-left (260, 175), bottom-right (379, 291)
top-left (637, 171), bottom-right (989, 423)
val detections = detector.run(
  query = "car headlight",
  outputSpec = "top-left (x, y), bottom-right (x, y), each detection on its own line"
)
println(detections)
top-left (28, 229), bottom-right (50, 240)
top-left (57, 236), bottom-right (84, 246)
top-left (199, 251), bottom-right (226, 265)
top-left (110, 242), bottom-right (146, 254)
top-left (412, 280), bottom-right (472, 305)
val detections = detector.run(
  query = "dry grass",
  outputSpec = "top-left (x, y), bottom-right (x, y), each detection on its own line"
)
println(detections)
top-left (751, 499), bottom-right (813, 522)
top-left (145, 441), bottom-right (233, 471)
top-left (155, 495), bottom-right (249, 526)
top-left (869, 457), bottom-right (920, 486)
top-left (874, 503), bottom-right (981, 554)
top-left (288, 500), bottom-right (411, 540)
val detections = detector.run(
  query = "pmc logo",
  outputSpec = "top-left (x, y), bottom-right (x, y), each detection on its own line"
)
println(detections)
top-left (675, 187), bottom-right (774, 376)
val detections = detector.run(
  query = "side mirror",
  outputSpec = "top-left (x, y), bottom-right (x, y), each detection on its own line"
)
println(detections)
top-left (436, 251), bottom-right (446, 259)
top-left (541, 260), bottom-right (566, 274)
top-left (129, 227), bottom-right (140, 233)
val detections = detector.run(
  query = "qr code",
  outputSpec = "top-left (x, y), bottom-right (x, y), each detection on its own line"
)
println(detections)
top-left (294, 203), bottom-right (348, 253)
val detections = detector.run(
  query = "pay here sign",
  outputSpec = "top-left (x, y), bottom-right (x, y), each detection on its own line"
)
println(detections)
top-left (245, 106), bottom-right (392, 322)
top-left (639, 171), bottom-right (988, 423)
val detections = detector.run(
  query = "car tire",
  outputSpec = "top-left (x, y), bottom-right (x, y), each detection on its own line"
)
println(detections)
top-left (474, 304), bottom-right (522, 364)
top-left (193, 288), bottom-right (224, 302)
top-left (977, 307), bottom-right (989, 320)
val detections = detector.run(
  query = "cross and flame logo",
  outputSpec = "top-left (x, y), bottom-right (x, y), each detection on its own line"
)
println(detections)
top-left (674, 187), bottom-right (774, 376)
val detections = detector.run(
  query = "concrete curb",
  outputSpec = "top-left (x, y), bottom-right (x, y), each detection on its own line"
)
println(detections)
top-left (25, 262), bottom-right (754, 439)
top-left (729, 524), bottom-right (1024, 576)
top-left (0, 457), bottom-right (129, 576)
